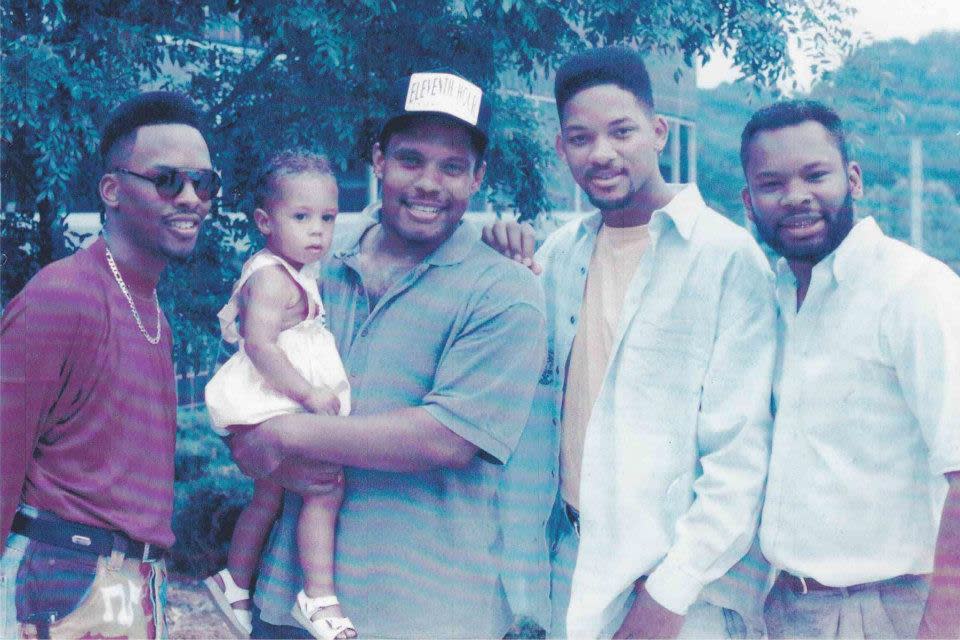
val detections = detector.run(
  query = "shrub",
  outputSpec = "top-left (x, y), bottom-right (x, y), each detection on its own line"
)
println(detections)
top-left (171, 408), bottom-right (252, 576)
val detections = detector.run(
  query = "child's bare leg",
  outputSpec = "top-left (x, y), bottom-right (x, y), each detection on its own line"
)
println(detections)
top-left (204, 476), bottom-right (282, 635)
top-left (225, 478), bottom-right (284, 591)
top-left (297, 476), bottom-right (356, 639)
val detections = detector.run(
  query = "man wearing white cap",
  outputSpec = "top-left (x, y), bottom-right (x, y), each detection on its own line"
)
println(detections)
top-left (229, 69), bottom-right (547, 639)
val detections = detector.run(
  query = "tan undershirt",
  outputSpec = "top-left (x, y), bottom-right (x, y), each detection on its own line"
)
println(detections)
top-left (560, 223), bottom-right (650, 509)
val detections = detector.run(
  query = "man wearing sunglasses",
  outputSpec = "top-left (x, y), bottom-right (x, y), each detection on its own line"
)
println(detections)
top-left (1, 91), bottom-right (218, 638)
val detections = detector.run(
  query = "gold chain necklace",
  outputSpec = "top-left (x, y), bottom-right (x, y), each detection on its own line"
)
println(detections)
top-left (104, 246), bottom-right (162, 344)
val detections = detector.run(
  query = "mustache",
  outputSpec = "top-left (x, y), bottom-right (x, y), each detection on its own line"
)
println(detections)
top-left (165, 206), bottom-right (209, 218)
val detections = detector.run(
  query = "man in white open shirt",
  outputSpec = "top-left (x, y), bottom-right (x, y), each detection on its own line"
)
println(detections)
top-left (740, 99), bottom-right (960, 639)
top-left (488, 46), bottom-right (777, 639)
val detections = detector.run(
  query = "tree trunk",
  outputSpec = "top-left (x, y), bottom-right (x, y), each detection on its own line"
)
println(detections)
top-left (35, 198), bottom-right (69, 266)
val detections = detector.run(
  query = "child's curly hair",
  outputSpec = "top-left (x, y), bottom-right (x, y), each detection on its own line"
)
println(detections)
top-left (253, 149), bottom-right (333, 210)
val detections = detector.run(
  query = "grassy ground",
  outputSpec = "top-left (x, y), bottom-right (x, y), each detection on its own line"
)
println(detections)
top-left (168, 573), bottom-right (237, 639)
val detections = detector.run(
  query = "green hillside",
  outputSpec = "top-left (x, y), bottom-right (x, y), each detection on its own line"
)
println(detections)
top-left (697, 31), bottom-right (960, 271)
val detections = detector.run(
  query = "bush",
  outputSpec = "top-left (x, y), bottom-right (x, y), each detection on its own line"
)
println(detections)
top-left (171, 408), bottom-right (252, 577)
top-left (0, 209), bottom-right (89, 306)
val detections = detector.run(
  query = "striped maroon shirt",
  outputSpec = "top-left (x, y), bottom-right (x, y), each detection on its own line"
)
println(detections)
top-left (1, 237), bottom-right (177, 548)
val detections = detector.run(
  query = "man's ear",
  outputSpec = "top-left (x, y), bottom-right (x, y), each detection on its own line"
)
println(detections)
top-left (470, 160), bottom-right (487, 195)
top-left (253, 208), bottom-right (272, 236)
top-left (372, 142), bottom-right (385, 180)
top-left (741, 186), bottom-right (756, 223)
top-left (555, 131), bottom-right (566, 162)
top-left (652, 114), bottom-right (669, 154)
top-left (99, 173), bottom-right (120, 209)
top-left (847, 161), bottom-right (864, 199)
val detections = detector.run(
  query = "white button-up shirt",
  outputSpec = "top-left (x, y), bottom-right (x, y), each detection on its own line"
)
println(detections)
top-left (760, 217), bottom-right (960, 586)
top-left (553, 185), bottom-right (777, 638)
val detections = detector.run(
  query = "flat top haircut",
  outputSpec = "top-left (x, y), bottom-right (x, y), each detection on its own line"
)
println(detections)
top-left (253, 149), bottom-right (334, 210)
top-left (740, 99), bottom-right (850, 172)
top-left (554, 46), bottom-right (655, 120)
top-left (100, 91), bottom-right (206, 167)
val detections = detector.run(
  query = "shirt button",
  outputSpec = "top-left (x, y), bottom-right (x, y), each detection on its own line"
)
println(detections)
top-left (570, 316), bottom-right (576, 324)
top-left (360, 329), bottom-right (369, 337)
top-left (579, 266), bottom-right (586, 275)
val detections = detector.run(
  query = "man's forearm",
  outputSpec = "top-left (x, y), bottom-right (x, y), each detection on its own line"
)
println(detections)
top-left (919, 471), bottom-right (960, 638)
top-left (237, 406), bottom-right (479, 475)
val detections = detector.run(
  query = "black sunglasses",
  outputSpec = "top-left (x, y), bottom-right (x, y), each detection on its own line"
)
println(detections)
top-left (114, 167), bottom-right (222, 202)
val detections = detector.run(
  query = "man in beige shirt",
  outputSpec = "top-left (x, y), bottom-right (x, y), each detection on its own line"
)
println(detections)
top-left (488, 46), bottom-right (776, 638)
top-left (561, 224), bottom-right (650, 509)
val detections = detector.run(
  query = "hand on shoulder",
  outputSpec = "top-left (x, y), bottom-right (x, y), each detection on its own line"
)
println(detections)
top-left (481, 220), bottom-right (542, 275)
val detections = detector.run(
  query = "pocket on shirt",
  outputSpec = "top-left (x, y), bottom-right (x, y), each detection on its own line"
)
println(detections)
top-left (816, 342), bottom-right (899, 433)
top-left (15, 540), bottom-right (99, 624)
top-left (622, 322), bottom-right (709, 401)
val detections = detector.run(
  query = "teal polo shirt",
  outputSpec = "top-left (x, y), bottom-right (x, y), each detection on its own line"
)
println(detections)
top-left (253, 208), bottom-right (547, 639)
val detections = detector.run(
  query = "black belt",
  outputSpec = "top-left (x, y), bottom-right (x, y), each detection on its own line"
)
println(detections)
top-left (777, 570), bottom-right (919, 596)
top-left (11, 509), bottom-right (166, 563)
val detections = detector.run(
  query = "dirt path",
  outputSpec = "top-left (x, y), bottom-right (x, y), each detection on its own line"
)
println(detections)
top-left (167, 574), bottom-right (237, 639)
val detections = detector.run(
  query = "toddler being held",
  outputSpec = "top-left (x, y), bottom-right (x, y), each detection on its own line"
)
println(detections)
top-left (203, 150), bottom-right (355, 640)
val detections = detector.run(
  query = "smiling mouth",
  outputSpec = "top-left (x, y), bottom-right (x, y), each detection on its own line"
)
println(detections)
top-left (780, 214), bottom-right (826, 239)
top-left (165, 217), bottom-right (200, 235)
top-left (589, 169), bottom-right (622, 179)
top-left (587, 170), bottom-right (625, 187)
top-left (780, 213), bottom-right (822, 227)
top-left (403, 201), bottom-right (444, 220)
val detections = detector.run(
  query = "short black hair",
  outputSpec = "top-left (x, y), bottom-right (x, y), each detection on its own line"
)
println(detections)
top-left (554, 46), bottom-right (655, 121)
top-left (740, 99), bottom-right (849, 173)
top-left (378, 113), bottom-right (487, 162)
top-left (100, 91), bottom-right (206, 166)
top-left (253, 149), bottom-right (334, 210)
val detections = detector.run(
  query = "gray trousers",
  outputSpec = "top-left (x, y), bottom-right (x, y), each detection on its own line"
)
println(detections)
top-left (764, 573), bottom-right (930, 639)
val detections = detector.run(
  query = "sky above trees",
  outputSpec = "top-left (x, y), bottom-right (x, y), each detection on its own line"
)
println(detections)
top-left (698, 0), bottom-right (960, 89)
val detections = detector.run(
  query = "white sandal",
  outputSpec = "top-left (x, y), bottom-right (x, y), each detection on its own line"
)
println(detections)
top-left (203, 568), bottom-right (253, 638)
top-left (291, 591), bottom-right (357, 640)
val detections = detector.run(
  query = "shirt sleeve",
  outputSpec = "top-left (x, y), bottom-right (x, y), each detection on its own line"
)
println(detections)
top-left (645, 243), bottom-right (777, 614)
top-left (422, 265), bottom-right (547, 464)
top-left (1, 269), bottom-right (84, 548)
top-left (881, 263), bottom-right (960, 475)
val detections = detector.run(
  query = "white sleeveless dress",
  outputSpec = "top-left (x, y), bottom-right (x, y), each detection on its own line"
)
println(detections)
top-left (204, 250), bottom-right (351, 435)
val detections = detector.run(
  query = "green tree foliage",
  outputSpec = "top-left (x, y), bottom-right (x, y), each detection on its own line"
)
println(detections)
top-left (3, 0), bottom-right (852, 369)
top-left (809, 31), bottom-right (960, 190)
top-left (170, 407), bottom-right (251, 576)
top-left (697, 31), bottom-right (960, 273)
top-left (2, 0), bottom-right (214, 265)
